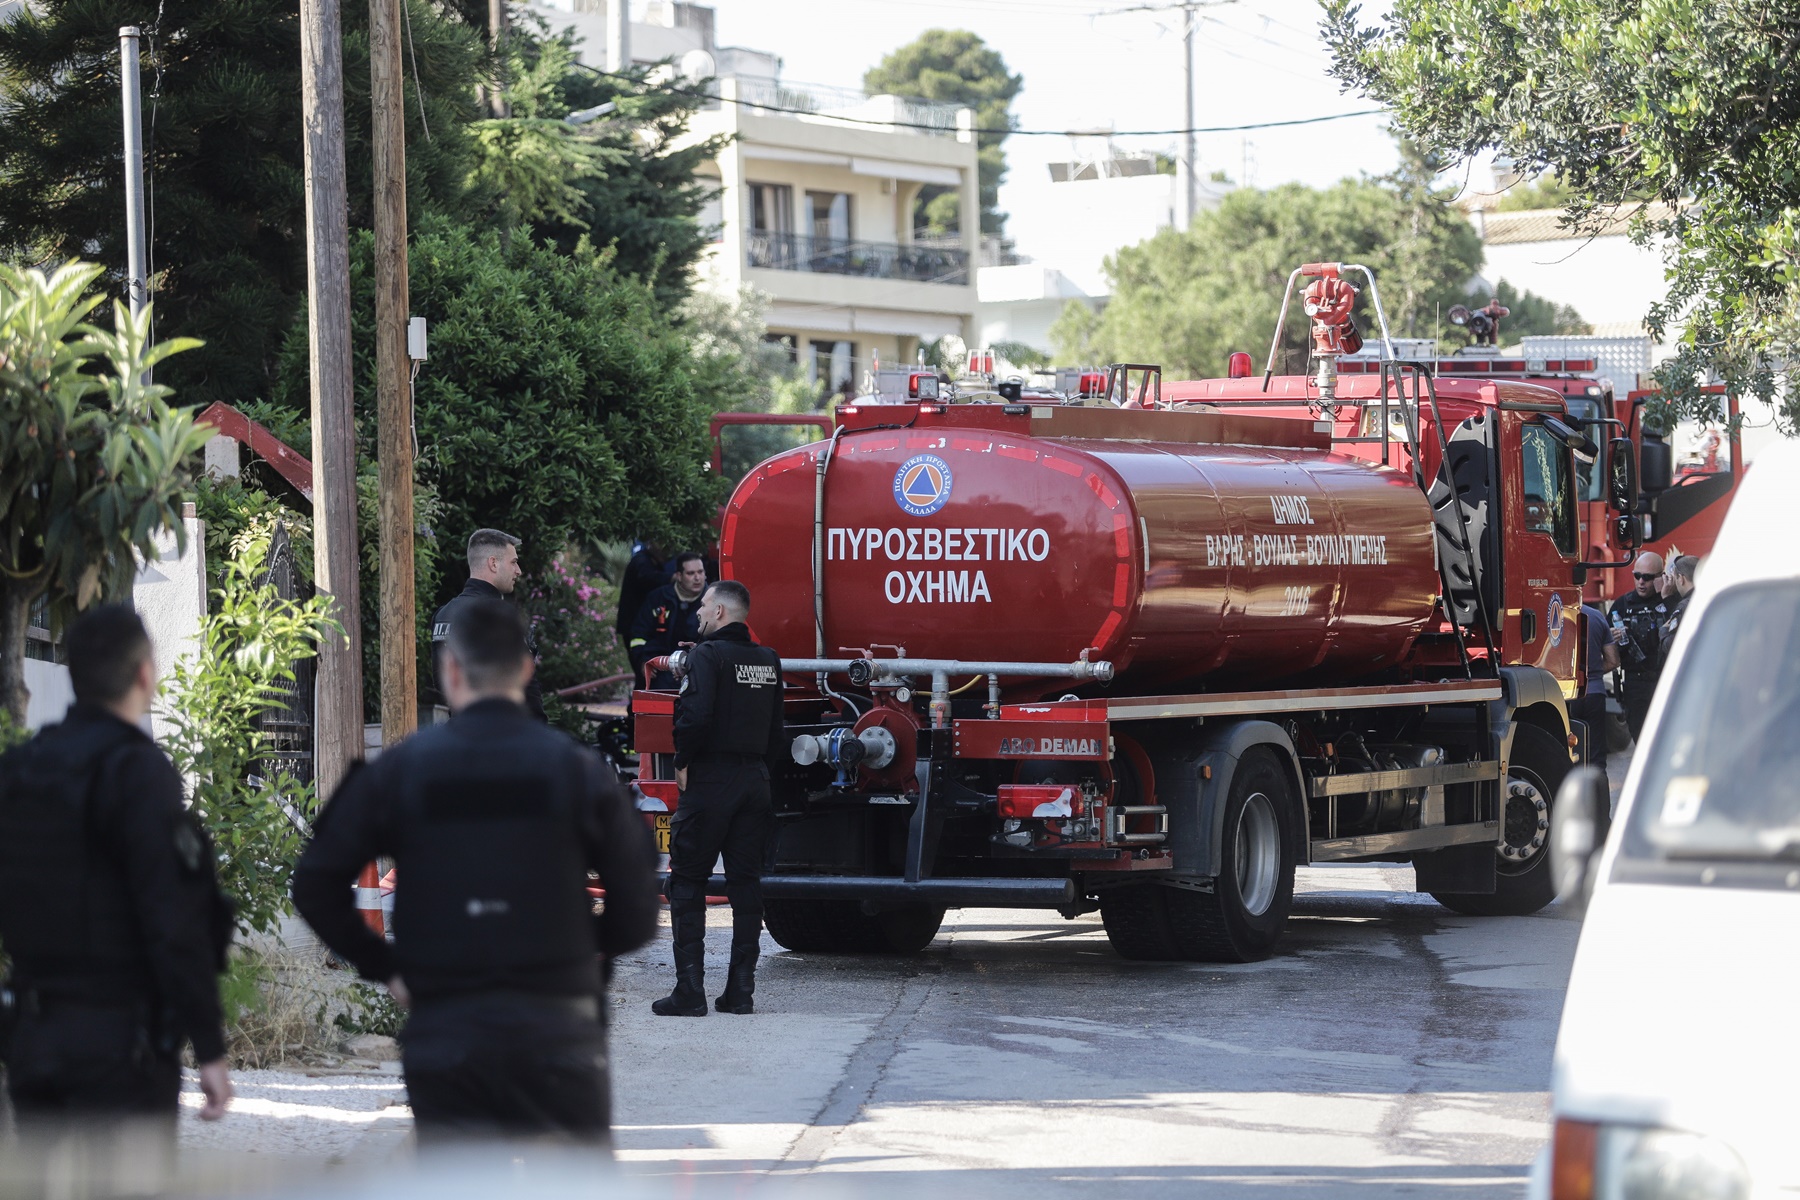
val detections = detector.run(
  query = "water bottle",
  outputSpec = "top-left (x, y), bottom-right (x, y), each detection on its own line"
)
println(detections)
top-left (1611, 610), bottom-right (1638, 662)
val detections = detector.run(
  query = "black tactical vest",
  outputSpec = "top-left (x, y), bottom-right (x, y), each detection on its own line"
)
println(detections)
top-left (388, 739), bottom-right (598, 979)
top-left (683, 632), bottom-right (782, 760)
top-left (0, 722), bottom-right (149, 986)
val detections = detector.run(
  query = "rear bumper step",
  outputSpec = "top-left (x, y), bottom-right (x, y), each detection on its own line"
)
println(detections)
top-left (681, 874), bottom-right (1078, 907)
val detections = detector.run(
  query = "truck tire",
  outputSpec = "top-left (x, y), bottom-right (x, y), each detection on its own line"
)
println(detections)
top-left (1163, 749), bottom-right (1298, 962)
top-left (1432, 723), bottom-right (1567, 917)
top-left (874, 905), bottom-right (946, 953)
top-left (1098, 883), bottom-right (1180, 961)
top-left (762, 898), bottom-right (945, 954)
top-left (1100, 748), bottom-right (1298, 963)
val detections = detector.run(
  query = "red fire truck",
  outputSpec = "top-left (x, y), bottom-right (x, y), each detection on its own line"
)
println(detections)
top-left (1341, 354), bottom-right (1739, 604)
top-left (632, 262), bottom-right (1649, 964)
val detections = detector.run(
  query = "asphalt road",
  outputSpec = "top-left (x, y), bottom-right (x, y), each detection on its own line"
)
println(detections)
top-left (605, 860), bottom-right (1584, 1199)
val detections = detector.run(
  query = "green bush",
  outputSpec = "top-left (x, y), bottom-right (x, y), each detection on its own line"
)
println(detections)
top-left (158, 556), bottom-right (336, 936)
top-left (524, 551), bottom-right (628, 695)
top-left (270, 212), bottom-right (721, 614)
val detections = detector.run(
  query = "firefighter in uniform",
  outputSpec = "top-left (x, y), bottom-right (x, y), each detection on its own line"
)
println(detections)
top-left (293, 598), bottom-right (658, 1145)
top-left (629, 552), bottom-right (708, 689)
top-left (0, 605), bottom-right (234, 1134)
top-left (432, 528), bottom-right (545, 720)
top-left (653, 581), bottom-right (785, 1017)
top-left (1611, 551), bottom-right (1670, 742)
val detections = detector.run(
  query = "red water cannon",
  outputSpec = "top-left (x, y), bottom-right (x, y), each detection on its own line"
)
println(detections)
top-left (1302, 270), bottom-right (1363, 357)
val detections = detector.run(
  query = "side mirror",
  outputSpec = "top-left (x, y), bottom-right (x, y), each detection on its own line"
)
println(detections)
top-left (1639, 434), bottom-right (1673, 494)
top-left (1607, 437), bottom-right (1639, 512)
top-left (1613, 514), bottom-right (1642, 552)
top-left (1546, 416), bottom-right (1600, 460)
top-left (1552, 766), bottom-right (1611, 912)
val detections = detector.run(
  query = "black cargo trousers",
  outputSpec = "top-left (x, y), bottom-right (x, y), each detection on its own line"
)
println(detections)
top-left (667, 756), bottom-right (774, 929)
top-left (400, 991), bottom-right (610, 1147)
top-left (5, 992), bottom-right (181, 1129)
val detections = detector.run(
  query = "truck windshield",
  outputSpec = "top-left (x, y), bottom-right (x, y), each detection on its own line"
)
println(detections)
top-left (1620, 580), bottom-right (1800, 866)
top-left (1563, 397), bottom-right (1605, 501)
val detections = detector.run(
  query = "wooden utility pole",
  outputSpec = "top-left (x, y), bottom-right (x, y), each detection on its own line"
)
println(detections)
top-left (487, 0), bottom-right (509, 117)
top-left (371, 0), bottom-right (417, 746)
top-left (299, 0), bottom-right (363, 795)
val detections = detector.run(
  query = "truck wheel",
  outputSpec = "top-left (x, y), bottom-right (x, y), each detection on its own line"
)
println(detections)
top-left (762, 898), bottom-right (880, 952)
top-left (1162, 749), bottom-right (1298, 962)
top-left (874, 905), bottom-right (945, 953)
top-left (762, 899), bottom-right (944, 954)
top-left (1099, 748), bottom-right (1298, 964)
top-left (1099, 884), bottom-right (1179, 961)
top-left (1432, 723), bottom-right (1567, 917)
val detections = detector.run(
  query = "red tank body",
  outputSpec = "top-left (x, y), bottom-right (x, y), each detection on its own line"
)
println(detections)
top-left (721, 404), bottom-right (1441, 696)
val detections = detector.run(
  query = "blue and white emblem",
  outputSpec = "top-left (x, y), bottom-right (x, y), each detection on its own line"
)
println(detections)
top-left (894, 454), bottom-right (953, 517)
top-left (1547, 593), bottom-right (1565, 648)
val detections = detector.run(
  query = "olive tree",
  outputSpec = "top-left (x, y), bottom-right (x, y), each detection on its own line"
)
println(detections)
top-left (0, 262), bottom-right (209, 722)
top-left (1322, 0), bottom-right (1800, 432)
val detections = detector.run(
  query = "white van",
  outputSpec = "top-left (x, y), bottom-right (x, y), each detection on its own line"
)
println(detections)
top-left (1535, 440), bottom-right (1800, 1200)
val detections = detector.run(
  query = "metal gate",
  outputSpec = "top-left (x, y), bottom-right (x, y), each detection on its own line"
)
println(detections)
top-left (255, 523), bottom-right (315, 787)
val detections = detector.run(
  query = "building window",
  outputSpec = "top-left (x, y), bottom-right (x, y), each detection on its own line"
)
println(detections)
top-left (810, 339), bottom-right (857, 396)
top-left (806, 191), bottom-right (852, 248)
top-left (763, 333), bottom-right (798, 363)
top-left (750, 183), bottom-right (793, 235)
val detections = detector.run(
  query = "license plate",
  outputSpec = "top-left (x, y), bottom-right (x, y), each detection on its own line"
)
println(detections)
top-left (654, 814), bottom-right (672, 854)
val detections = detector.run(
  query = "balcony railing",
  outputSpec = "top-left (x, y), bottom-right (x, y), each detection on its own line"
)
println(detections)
top-left (731, 77), bottom-right (968, 137)
top-left (747, 232), bottom-right (970, 285)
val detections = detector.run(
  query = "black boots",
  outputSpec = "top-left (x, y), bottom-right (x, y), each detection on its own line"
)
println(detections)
top-left (714, 913), bottom-right (760, 1015)
top-left (651, 909), bottom-right (708, 1017)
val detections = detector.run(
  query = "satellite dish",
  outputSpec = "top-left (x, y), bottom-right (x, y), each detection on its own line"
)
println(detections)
top-left (1448, 305), bottom-right (1472, 327)
top-left (679, 49), bottom-right (717, 85)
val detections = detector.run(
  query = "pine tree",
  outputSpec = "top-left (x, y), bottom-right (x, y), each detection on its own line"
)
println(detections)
top-left (0, 0), bottom-right (484, 408)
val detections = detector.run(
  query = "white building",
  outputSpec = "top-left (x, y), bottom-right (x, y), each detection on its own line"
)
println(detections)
top-left (1471, 200), bottom-right (1791, 462)
top-left (527, 1), bottom-right (981, 394)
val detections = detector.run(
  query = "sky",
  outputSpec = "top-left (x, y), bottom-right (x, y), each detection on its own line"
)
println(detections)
top-left (698, 0), bottom-right (1405, 253)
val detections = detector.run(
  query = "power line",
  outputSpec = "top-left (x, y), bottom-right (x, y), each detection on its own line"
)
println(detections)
top-left (572, 63), bottom-right (1382, 137)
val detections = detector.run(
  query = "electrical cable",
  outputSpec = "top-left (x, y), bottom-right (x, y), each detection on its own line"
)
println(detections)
top-left (400, 0), bottom-right (433, 141)
top-left (570, 64), bottom-right (1381, 137)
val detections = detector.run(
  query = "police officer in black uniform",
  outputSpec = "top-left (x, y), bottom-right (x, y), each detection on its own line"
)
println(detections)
top-left (614, 539), bottom-right (668, 647)
top-left (629, 552), bottom-right (708, 689)
top-left (653, 581), bottom-right (785, 1017)
top-left (1657, 554), bottom-right (1698, 669)
top-left (293, 598), bottom-right (658, 1146)
top-left (1611, 551), bottom-right (1671, 742)
top-left (433, 528), bottom-right (545, 720)
top-left (0, 605), bottom-right (234, 1133)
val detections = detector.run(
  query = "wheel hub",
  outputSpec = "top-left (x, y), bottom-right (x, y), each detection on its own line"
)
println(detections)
top-left (1235, 791), bottom-right (1281, 916)
top-left (1498, 778), bottom-right (1549, 864)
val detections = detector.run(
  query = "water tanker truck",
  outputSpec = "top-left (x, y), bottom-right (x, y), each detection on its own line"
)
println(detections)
top-left (632, 263), bottom-right (1646, 962)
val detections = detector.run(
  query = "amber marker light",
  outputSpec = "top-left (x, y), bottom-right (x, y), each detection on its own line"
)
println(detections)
top-left (1551, 1117), bottom-right (1599, 1200)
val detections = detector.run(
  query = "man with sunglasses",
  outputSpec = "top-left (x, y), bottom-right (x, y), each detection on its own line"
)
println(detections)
top-left (1610, 551), bottom-right (1671, 743)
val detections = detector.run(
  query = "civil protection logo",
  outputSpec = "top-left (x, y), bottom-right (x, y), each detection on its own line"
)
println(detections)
top-left (894, 454), bottom-right (952, 516)
top-left (1547, 593), bottom-right (1564, 647)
